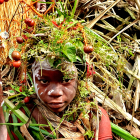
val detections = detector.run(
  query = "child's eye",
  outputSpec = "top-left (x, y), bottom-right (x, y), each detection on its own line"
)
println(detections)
top-left (40, 79), bottom-right (49, 84)
top-left (63, 79), bottom-right (71, 83)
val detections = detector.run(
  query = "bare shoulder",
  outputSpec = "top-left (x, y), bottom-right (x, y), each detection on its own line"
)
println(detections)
top-left (25, 103), bottom-right (48, 125)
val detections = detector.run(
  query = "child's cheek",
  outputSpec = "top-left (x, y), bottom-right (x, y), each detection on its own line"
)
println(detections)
top-left (34, 81), bottom-right (46, 102)
top-left (64, 86), bottom-right (76, 98)
top-left (37, 86), bottom-right (46, 96)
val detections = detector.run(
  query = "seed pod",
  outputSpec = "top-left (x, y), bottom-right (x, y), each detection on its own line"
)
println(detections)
top-left (12, 51), bottom-right (21, 61)
top-left (24, 97), bottom-right (30, 103)
top-left (84, 45), bottom-right (93, 54)
top-left (16, 37), bottom-right (24, 44)
top-left (0, 0), bottom-right (4, 4)
top-left (13, 60), bottom-right (21, 68)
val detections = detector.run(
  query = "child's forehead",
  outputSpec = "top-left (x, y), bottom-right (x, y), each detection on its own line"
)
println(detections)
top-left (32, 59), bottom-right (51, 72)
top-left (32, 59), bottom-right (78, 77)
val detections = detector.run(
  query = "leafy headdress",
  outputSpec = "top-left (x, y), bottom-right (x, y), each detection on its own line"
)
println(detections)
top-left (10, 14), bottom-right (97, 98)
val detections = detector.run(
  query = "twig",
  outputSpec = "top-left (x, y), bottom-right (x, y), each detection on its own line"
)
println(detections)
top-left (32, 33), bottom-right (47, 37)
top-left (43, 0), bottom-right (55, 15)
top-left (8, 2), bottom-right (21, 33)
top-left (19, 0), bottom-right (43, 17)
top-left (26, 104), bottom-right (37, 128)
top-left (20, 3), bottom-right (24, 36)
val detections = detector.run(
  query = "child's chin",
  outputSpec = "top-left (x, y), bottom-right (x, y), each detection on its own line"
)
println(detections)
top-left (49, 106), bottom-right (66, 113)
top-left (52, 108), bottom-right (65, 113)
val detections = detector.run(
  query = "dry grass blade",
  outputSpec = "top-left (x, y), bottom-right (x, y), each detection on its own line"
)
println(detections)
top-left (135, 0), bottom-right (140, 11)
top-left (134, 55), bottom-right (140, 111)
top-left (1, 65), bottom-right (10, 78)
top-left (134, 79), bottom-right (140, 111)
top-left (108, 19), bottom-right (140, 43)
top-left (86, 0), bottom-right (121, 29)
top-left (127, 57), bottom-right (138, 90)
top-left (88, 81), bottom-right (140, 126)
top-left (123, 66), bottom-right (140, 81)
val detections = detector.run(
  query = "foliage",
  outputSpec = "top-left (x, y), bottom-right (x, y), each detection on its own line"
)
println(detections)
top-left (22, 15), bottom-right (86, 66)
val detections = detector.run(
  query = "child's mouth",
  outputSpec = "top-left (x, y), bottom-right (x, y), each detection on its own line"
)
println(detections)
top-left (48, 102), bottom-right (65, 109)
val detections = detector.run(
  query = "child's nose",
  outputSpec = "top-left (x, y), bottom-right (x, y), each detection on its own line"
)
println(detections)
top-left (48, 84), bottom-right (63, 97)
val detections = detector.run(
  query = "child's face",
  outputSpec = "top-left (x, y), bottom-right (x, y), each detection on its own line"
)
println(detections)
top-left (32, 61), bottom-right (77, 113)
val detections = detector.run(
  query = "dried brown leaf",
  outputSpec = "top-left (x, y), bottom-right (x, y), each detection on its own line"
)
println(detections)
top-left (20, 124), bottom-right (34, 140)
top-left (126, 125), bottom-right (140, 138)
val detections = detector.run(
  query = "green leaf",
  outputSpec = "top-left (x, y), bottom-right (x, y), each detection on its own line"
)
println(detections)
top-left (9, 48), bottom-right (20, 60)
top-left (9, 48), bottom-right (15, 60)
top-left (36, 1), bottom-right (52, 4)
top-left (59, 0), bottom-right (67, 17)
top-left (66, 20), bottom-right (78, 30)
top-left (46, 120), bottom-right (56, 137)
top-left (0, 123), bottom-right (48, 127)
top-left (75, 40), bottom-right (83, 49)
top-left (9, 90), bottom-right (14, 93)
top-left (27, 73), bottom-right (34, 85)
top-left (11, 102), bottom-right (25, 112)
top-left (55, 7), bottom-right (64, 17)
top-left (2, 105), bottom-right (9, 123)
top-left (76, 56), bottom-right (82, 62)
top-left (11, 114), bottom-right (25, 140)
top-left (29, 126), bottom-right (56, 139)
top-left (10, 85), bottom-right (20, 92)
top-left (56, 15), bottom-right (64, 24)
top-left (71, 0), bottom-right (78, 18)
top-left (53, 59), bottom-right (62, 69)
top-left (4, 98), bottom-right (30, 123)
top-left (48, 57), bottom-right (54, 67)
top-left (79, 87), bottom-right (89, 97)
top-left (20, 91), bottom-right (27, 96)
top-left (6, 125), bottom-right (15, 140)
top-left (22, 106), bottom-right (36, 124)
top-left (62, 42), bottom-right (76, 62)
top-left (111, 123), bottom-right (138, 140)
top-left (84, 129), bottom-right (94, 138)
top-left (28, 128), bottom-right (43, 140)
